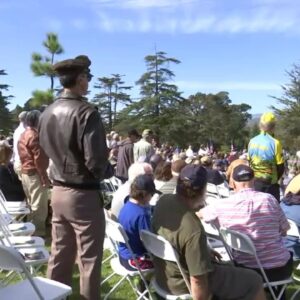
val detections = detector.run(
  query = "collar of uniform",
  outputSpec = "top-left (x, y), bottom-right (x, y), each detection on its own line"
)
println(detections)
top-left (58, 90), bottom-right (85, 101)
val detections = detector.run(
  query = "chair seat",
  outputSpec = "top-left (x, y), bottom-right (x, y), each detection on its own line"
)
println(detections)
top-left (110, 257), bottom-right (153, 277)
top-left (0, 276), bottom-right (72, 300)
top-left (151, 278), bottom-right (192, 300)
top-left (8, 222), bottom-right (35, 236)
top-left (18, 247), bottom-right (49, 265)
top-left (2, 236), bottom-right (45, 248)
top-left (5, 201), bottom-right (29, 211)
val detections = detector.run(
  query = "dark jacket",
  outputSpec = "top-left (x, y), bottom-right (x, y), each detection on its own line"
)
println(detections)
top-left (115, 138), bottom-right (134, 180)
top-left (0, 163), bottom-right (26, 201)
top-left (39, 91), bottom-right (110, 189)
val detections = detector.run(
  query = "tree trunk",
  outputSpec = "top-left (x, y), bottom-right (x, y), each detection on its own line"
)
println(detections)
top-left (154, 53), bottom-right (160, 117)
top-left (50, 53), bottom-right (55, 91)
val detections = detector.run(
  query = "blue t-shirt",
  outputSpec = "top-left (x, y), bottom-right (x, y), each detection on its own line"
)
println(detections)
top-left (118, 200), bottom-right (151, 260)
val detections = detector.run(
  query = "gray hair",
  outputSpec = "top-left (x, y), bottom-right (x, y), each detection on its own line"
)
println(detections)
top-left (18, 111), bottom-right (27, 122)
top-left (25, 110), bottom-right (41, 128)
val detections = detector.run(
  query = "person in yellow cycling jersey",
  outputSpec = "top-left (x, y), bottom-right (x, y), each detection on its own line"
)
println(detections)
top-left (248, 112), bottom-right (284, 201)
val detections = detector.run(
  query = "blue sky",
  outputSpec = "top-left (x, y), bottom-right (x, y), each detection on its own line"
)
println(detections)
top-left (1, 0), bottom-right (300, 114)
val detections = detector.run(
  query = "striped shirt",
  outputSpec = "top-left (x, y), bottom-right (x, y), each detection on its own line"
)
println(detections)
top-left (202, 188), bottom-right (290, 269)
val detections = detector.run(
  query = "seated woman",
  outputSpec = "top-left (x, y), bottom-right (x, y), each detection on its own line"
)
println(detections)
top-left (0, 141), bottom-right (26, 201)
top-left (118, 174), bottom-right (157, 271)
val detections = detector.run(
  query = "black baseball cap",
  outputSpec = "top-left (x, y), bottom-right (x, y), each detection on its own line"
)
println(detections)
top-left (179, 165), bottom-right (207, 190)
top-left (132, 174), bottom-right (161, 195)
top-left (232, 165), bottom-right (254, 182)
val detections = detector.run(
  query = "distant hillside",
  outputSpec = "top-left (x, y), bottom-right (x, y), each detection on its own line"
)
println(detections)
top-left (247, 113), bottom-right (261, 127)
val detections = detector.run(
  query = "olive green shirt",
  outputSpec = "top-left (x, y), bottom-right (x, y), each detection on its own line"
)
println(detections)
top-left (152, 194), bottom-right (213, 295)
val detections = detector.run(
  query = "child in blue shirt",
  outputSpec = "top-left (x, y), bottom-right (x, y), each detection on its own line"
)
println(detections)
top-left (118, 174), bottom-right (158, 270)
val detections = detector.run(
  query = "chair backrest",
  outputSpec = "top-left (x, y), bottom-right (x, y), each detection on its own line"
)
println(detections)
top-left (219, 227), bottom-right (256, 256)
top-left (106, 220), bottom-right (154, 300)
top-left (206, 183), bottom-right (220, 196)
top-left (140, 230), bottom-right (191, 294)
top-left (105, 218), bottom-right (128, 245)
top-left (204, 193), bottom-right (220, 206)
top-left (0, 245), bottom-right (44, 299)
top-left (0, 192), bottom-right (13, 225)
top-left (201, 220), bottom-right (219, 237)
top-left (287, 219), bottom-right (300, 238)
top-left (0, 213), bottom-right (13, 241)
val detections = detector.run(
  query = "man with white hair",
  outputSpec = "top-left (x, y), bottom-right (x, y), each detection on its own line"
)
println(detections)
top-left (110, 162), bottom-right (153, 219)
top-left (133, 129), bottom-right (154, 162)
top-left (13, 111), bottom-right (27, 178)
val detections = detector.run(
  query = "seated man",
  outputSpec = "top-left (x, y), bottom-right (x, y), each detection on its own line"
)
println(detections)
top-left (152, 164), bottom-right (266, 300)
top-left (200, 165), bottom-right (293, 283)
top-left (118, 174), bottom-right (157, 271)
top-left (201, 156), bottom-right (224, 186)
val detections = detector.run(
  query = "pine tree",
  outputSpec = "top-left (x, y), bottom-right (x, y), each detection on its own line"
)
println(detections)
top-left (0, 70), bottom-right (13, 134)
top-left (31, 32), bottom-right (64, 91)
top-left (272, 64), bottom-right (300, 150)
top-left (93, 74), bottom-right (131, 130)
top-left (122, 50), bottom-right (184, 136)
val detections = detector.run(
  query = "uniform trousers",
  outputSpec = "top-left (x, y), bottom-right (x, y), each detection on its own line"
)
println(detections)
top-left (47, 186), bottom-right (105, 300)
top-left (21, 173), bottom-right (48, 236)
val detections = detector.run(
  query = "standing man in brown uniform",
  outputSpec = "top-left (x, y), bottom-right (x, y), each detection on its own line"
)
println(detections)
top-left (39, 55), bottom-right (110, 300)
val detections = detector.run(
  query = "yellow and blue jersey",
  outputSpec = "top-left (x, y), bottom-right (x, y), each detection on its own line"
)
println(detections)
top-left (248, 132), bottom-right (284, 184)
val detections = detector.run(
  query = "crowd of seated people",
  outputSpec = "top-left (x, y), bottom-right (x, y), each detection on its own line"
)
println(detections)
top-left (3, 116), bottom-right (300, 299)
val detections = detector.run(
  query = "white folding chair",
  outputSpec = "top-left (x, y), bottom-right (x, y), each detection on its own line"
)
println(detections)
top-left (219, 227), bottom-right (297, 300)
top-left (101, 209), bottom-right (118, 284)
top-left (0, 244), bottom-right (72, 300)
top-left (206, 183), bottom-right (220, 197)
top-left (140, 230), bottom-right (192, 300)
top-left (0, 189), bottom-right (30, 221)
top-left (204, 193), bottom-right (220, 206)
top-left (0, 212), bottom-right (35, 236)
top-left (0, 214), bottom-right (48, 280)
top-left (0, 211), bottom-right (44, 249)
top-left (287, 219), bottom-right (300, 238)
top-left (201, 221), bottom-right (232, 262)
top-left (104, 218), bottom-right (153, 300)
top-left (206, 183), bottom-right (230, 199)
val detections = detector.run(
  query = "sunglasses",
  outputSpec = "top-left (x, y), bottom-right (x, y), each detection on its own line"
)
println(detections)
top-left (86, 73), bottom-right (93, 82)
top-left (82, 72), bottom-right (93, 82)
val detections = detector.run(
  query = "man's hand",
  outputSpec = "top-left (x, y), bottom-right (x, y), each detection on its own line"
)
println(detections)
top-left (210, 249), bottom-right (222, 262)
top-left (42, 177), bottom-right (51, 188)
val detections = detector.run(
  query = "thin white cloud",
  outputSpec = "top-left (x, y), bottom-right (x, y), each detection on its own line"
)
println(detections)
top-left (70, 19), bottom-right (87, 30)
top-left (89, 0), bottom-right (197, 9)
top-left (175, 80), bottom-right (281, 91)
top-left (95, 13), bottom-right (299, 34)
top-left (86, 0), bottom-right (300, 34)
top-left (46, 19), bottom-right (63, 31)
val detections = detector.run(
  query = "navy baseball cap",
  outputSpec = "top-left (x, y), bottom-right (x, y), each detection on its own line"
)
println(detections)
top-left (232, 165), bottom-right (254, 182)
top-left (179, 165), bottom-right (207, 190)
top-left (132, 174), bottom-right (161, 195)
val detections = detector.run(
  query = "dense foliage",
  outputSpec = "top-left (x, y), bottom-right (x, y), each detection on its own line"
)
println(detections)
top-left (0, 70), bottom-right (13, 134)
top-left (272, 64), bottom-right (300, 150)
